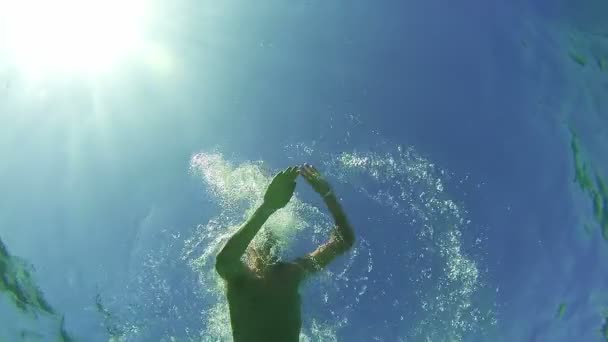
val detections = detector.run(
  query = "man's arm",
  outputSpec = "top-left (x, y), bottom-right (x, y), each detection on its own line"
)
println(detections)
top-left (215, 204), bottom-right (275, 279)
top-left (215, 167), bottom-right (299, 280)
top-left (293, 164), bottom-right (355, 279)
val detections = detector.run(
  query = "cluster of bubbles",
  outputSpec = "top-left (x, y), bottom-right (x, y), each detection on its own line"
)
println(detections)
top-left (0, 237), bottom-right (73, 341)
top-left (177, 140), bottom-right (495, 340)
top-left (299, 142), bottom-right (495, 340)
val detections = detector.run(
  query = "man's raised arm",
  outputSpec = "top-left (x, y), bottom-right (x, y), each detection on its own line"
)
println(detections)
top-left (215, 204), bottom-right (275, 275)
top-left (215, 166), bottom-right (299, 279)
top-left (323, 191), bottom-right (356, 246)
top-left (293, 164), bottom-right (355, 278)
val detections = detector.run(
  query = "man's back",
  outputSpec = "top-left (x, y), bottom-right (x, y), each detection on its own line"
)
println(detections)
top-left (225, 262), bottom-right (302, 342)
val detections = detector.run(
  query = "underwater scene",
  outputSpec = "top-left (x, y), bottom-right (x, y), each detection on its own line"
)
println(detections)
top-left (1, 0), bottom-right (607, 341)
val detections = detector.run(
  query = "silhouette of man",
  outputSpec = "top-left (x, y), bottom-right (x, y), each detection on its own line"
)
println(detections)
top-left (215, 164), bottom-right (356, 342)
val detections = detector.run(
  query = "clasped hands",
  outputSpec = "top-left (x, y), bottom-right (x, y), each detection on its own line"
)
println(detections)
top-left (263, 164), bottom-right (332, 211)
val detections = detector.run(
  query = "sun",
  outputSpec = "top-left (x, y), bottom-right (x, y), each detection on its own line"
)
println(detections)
top-left (0, 0), bottom-right (148, 75)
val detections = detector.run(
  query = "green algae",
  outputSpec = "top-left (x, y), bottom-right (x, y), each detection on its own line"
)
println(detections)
top-left (598, 175), bottom-right (608, 198)
top-left (593, 191), bottom-right (604, 221)
top-left (569, 129), bottom-right (608, 242)
top-left (2, 266), bottom-right (34, 314)
top-left (1, 235), bottom-right (75, 339)
top-left (556, 302), bottom-right (567, 319)
top-left (598, 176), bottom-right (608, 241)
top-left (0, 238), bottom-right (7, 257)
top-left (0, 256), bottom-right (55, 316)
top-left (570, 51), bottom-right (587, 66)
top-left (571, 131), bottom-right (595, 192)
top-left (602, 219), bottom-right (608, 242)
top-left (95, 293), bottom-right (126, 338)
top-left (95, 293), bottom-right (110, 317)
top-left (58, 316), bottom-right (74, 342)
top-left (600, 57), bottom-right (606, 71)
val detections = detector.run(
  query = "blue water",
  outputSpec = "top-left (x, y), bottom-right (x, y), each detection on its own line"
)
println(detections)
top-left (1, 0), bottom-right (608, 341)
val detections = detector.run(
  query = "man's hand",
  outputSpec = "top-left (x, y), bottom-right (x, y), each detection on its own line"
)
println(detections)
top-left (300, 163), bottom-right (332, 196)
top-left (263, 166), bottom-right (299, 211)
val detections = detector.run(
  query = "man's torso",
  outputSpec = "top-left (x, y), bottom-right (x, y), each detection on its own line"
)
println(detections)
top-left (226, 262), bottom-right (302, 342)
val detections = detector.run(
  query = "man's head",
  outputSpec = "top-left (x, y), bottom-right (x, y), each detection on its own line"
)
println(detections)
top-left (246, 231), bottom-right (280, 272)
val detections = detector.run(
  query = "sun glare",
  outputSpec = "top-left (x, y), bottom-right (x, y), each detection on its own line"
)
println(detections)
top-left (0, 0), bottom-right (148, 75)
